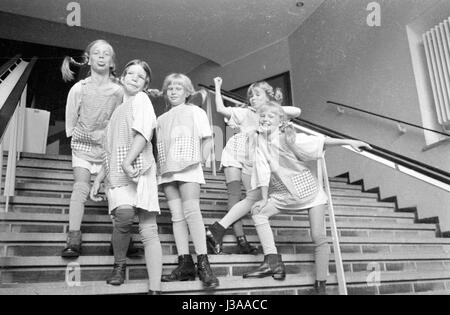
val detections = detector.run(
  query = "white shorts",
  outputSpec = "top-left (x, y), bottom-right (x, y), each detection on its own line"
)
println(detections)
top-left (72, 154), bottom-right (102, 175)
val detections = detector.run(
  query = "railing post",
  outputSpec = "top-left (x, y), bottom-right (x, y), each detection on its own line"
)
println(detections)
top-left (206, 91), bottom-right (216, 176)
top-left (320, 155), bottom-right (348, 295)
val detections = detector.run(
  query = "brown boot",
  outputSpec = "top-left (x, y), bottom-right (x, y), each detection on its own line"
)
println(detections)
top-left (61, 230), bottom-right (82, 258)
top-left (161, 255), bottom-right (196, 282)
top-left (106, 262), bottom-right (127, 286)
top-left (197, 254), bottom-right (219, 289)
top-left (243, 254), bottom-right (286, 280)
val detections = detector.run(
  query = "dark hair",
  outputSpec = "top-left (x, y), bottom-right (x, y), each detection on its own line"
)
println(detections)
top-left (121, 59), bottom-right (152, 90)
top-left (61, 39), bottom-right (117, 82)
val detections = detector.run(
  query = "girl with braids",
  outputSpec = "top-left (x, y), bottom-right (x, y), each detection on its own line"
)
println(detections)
top-left (247, 101), bottom-right (371, 294)
top-left (61, 39), bottom-right (123, 258)
top-left (206, 78), bottom-right (301, 255)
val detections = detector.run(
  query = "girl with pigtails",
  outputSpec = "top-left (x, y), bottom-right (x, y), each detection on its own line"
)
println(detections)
top-left (206, 78), bottom-right (301, 255)
top-left (61, 39), bottom-right (124, 258)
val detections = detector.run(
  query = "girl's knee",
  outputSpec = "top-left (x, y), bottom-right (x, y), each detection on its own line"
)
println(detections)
top-left (311, 233), bottom-right (328, 247)
top-left (71, 182), bottom-right (90, 202)
top-left (113, 207), bottom-right (136, 232)
top-left (139, 223), bottom-right (159, 245)
top-left (252, 213), bottom-right (269, 226)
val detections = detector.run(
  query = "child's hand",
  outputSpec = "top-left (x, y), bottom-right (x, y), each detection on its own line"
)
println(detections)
top-left (284, 125), bottom-right (296, 145)
top-left (251, 199), bottom-right (269, 215)
top-left (147, 89), bottom-right (163, 97)
top-left (122, 162), bottom-right (139, 180)
top-left (348, 140), bottom-right (372, 152)
top-left (213, 77), bottom-right (223, 88)
top-left (90, 181), bottom-right (103, 202)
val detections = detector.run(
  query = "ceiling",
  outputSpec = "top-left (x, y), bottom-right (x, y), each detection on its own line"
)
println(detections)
top-left (0, 0), bottom-right (325, 66)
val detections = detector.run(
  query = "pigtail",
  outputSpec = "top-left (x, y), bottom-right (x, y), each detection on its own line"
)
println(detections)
top-left (273, 88), bottom-right (284, 103)
top-left (61, 55), bottom-right (88, 82)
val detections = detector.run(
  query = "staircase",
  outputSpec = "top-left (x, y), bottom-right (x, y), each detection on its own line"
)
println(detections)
top-left (1, 153), bottom-right (450, 295)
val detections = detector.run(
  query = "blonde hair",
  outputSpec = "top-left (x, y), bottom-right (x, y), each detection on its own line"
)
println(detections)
top-left (257, 101), bottom-right (287, 120)
top-left (61, 39), bottom-right (117, 82)
top-left (162, 73), bottom-right (195, 96)
top-left (162, 73), bottom-right (196, 109)
top-left (247, 81), bottom-right (283, 105)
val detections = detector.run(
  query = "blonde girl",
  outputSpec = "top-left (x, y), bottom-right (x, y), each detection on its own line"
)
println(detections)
top-left (247, 101), bottom-right (371, 295)
top-left (206, 78), bottom-right (301, 255)
top-left (157, 73), bottom-right (219, 289)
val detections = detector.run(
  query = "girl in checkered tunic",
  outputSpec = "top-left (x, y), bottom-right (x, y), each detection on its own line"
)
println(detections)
top-left (61, 40), bottom-right (123, 258)
top-left (90, 60), bottom-right (162, 294)
top-left (245, 101), bottom-right (371, 294)
top-left (206, 78), bottom-right (301, 255)
top-left (156, 73), bottom-right (219, 289)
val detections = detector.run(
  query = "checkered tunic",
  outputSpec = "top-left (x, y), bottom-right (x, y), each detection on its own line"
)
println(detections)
top-left (252, 130), bottom-right (327, 207)
top-left (66, 78), bottom-right (123, 163)
top-left (104, 92), bottom-right (155, 188)
top-left (156, 104), bottom-right (208, 176)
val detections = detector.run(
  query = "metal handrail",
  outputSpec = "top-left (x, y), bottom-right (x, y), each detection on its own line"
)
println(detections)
top-left (327, 100), bottom-right (449, 137)
top-left (199, 84), bottom-right (450, 188)
top-left (0, 55), bottom-right (21, 78)
top-left (1, 57), bottom-right (37, 211)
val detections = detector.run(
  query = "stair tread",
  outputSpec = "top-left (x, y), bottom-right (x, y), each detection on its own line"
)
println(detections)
top-left (1, 232), bottom-right (447, 244)
top-left (0, 213), bottom-right (434, 230)
top-left (11, 181), bottom-right (378, 199)
top-left (0, 210), bottom-right (416, 223)
top-left (0, 195), bottom-right (397, 209)
top-left (5, 167), bottom-right (350, 184)
top-left (2, 270), bottom-right (450, 295)
top-left (3, 252), bottom-right (450, 268)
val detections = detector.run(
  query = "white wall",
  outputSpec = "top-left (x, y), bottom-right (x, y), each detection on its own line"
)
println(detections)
top-left (288, 0), bottom-right (450, 231)
top-left (189, 38), bottom-right (291, 90)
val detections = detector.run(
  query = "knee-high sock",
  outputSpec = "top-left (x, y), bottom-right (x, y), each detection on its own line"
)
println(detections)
top-left (139, 212), bottom-right (162, 291)
top-left (168, 199), bottom-right (189, 255)
top-left (227, 181), bottom-right (245, 237)
top-left (112, 207), bottom-right (136, 264)
top-left (69, 182), bottom-right (90, 231)
top-left (219, 188), bottom-right (260, 229)
top-left (252, 214), bottom-right (277, 255)
top-left (312, 234), bottom-right (330, 281)
top-left (182, 199), bottom-right (207, 255)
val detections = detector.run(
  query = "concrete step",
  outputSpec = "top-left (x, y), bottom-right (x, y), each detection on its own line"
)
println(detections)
top-left (3, 165), bottom-right (349, 184)
top-left (2, 253), bottom-right (450, 285)
top-left (10, 181), bottom-right (378, 200)
top-left (1, 270), bottom-right (450, 295)
top-left (0, 212), bottom-right (434, 235)
top-left (3, 251), bottom-right (450, 268)
top-left (2, 232), bottom-right (449, 257)
top-left (0, 195), bottom-right (397, 211)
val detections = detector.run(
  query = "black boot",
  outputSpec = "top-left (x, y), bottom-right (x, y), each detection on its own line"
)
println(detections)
top-left (161, 255), bottom-right (196, 282)
top-left (61, 230), bottom-right (82, 258)
top-left (236, 235), bottom-right (258, 255)
top-left (106, 262), bottom-right (127, 286)
top-left (148, 290), bottom-right (162, 295)
top-left (206, 222), bottom-right (226, 254)
top-left (197, 254), bottom-right (219, 289)
top-left (311, 280), bottom-right (327, 295)
top-left (109, 239), bottom-right (143, 258)
top-left (243, 254), bottom-right (286, 280)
